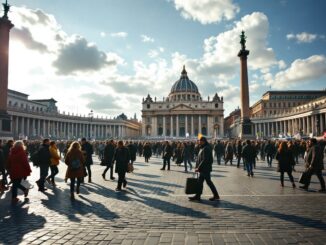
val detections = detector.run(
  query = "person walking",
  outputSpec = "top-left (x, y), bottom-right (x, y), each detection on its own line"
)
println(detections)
top-left (81, 138), bottom-right (94, 183)
top-left (143, 142), bottom-right (152, 163)
top-left (189, 137), bottom-right (219, 202)
top-left (113, 141), bottom-right (130, 191)
top-left (213, 140), bottom-right (224, 165)
top-left (275, 141), bottom-right (296, 188)
top-left (7, 141), bottom-right (31, 204)
top-left (224, 142), bottom-right (234, 165)
top-left (236, 140), bottom-right (242, 168)
top-left (65, 141), bottom-right (85, 200)
top-left (264, 140), bottom-right (276, 167)
top-left (182, 142), bottom-right (192, 172)
top-left (36, 139), bottom-right (51, 192)
top-left (46, 141), bottom-right (60, 186)
top-left (102, 140), bottom-right (115, 180)
top-left (241, 140), bottom-right (256, 177)
top-left (161, 141), bottom-right (172, 170)
top-left (300, 138), bottom-right (326, 192)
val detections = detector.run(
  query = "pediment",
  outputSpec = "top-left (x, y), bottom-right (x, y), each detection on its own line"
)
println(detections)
top-left (170, 103), bottom-right (194, 111)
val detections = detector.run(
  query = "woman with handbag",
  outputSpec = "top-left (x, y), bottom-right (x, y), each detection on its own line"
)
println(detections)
top-left (65, 141), bottom-right (85, 200)
top-left (46, 141), bottom-right (60, 186)
top-left (7, 140), bottom-right (32, 204)
top-left (275, 141), bottom-right (296, 188)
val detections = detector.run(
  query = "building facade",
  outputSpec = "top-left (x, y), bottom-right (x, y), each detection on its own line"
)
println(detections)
top-left (226, 91), bottom-right (326, 138)
top-left (141, 66), bottom-right (224, 138)
top-left (6, 89), bottom-right (141, 140)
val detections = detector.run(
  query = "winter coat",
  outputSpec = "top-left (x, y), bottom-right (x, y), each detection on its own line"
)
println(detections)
top-left (242, 144), bottom-right (256, 163)
top-left (143, 145), bottom-right (152, 158)
top-left (305, 145), bottom-right (324, 171)
top-left (128, 144), bottom-right (137, 162)
top-left (82, 142), bottom-right (93, 166)
top-left (104, 143), bottom-right (115, 166)
top-left (225, 145), bottom-right (234, 160)
top-left (65, 149), bottom-right (85, 178)
top-left (196, 143), bottom-right (213, 173)
top-left (214, 143), bottom-right (224, 156)
top-left (276, 150), bottom-right (294, 172)
top-left (0, 149), bottom-right (4, 172)
top-left (7, 147), bottom-right (31, 180)
top-left (114, 147), bottom-right (130, 173)
top-left (49, 145), bottom-right (60, 166)
top-left (163, 144), bottom-right (173, 159)
top-left (38, 144), bottom-right (51, 166)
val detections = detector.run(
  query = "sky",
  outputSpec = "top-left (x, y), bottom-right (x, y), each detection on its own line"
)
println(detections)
top-left (6, 0), bottom-right (326, 119)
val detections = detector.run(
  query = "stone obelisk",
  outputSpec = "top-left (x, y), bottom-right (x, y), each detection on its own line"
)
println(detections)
top-left (237, 31), bottom-right (253, 139)
top-left (0, 0), bottom-right (14, 138)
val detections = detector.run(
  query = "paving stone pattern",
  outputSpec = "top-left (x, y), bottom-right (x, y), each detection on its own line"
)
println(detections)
top-left (0, 155), bottom-right (325, 245)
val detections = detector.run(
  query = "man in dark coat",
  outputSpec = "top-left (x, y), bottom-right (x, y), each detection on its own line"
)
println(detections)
top-left (236, 140), bottom-right (242, 168)
top-left (127, 141), bottom-right (137, 165)
top-left (189, 137), bottom-right (219, 202)
top-left (113, 141), bottom-right (130, 191)
top-left (264, 140), bottom-right (276, 167)
top-left (242, 140), bottom-right (256, 177)
top-left (213, 140), bottom-right (224, 165)
top-left (1, 139), bottom-right (13, 185)
top-left (36, 138), bottom-right (51, 192)
top-left (161, 141), bottom-right (172, 170)
top-left (182, 142), bottom-right (192, 172)
top-left (102, 140), bottom-right (116, 180)
top-left (81, 138), bottom-right (94, 183)
top-left (300, 138), bottom-right (325, 192)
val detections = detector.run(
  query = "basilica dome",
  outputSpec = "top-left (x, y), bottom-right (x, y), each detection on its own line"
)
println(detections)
top-left (168, 66), bottom-right (201, 102)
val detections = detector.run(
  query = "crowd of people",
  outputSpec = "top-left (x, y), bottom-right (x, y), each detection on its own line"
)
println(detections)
top-left (0, 137), bottom-right (325, 204)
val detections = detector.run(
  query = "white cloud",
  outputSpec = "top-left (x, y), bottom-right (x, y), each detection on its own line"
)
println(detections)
top-left (173, 0), bottom-right (239, 24)
top-left (110, 32), bottom-right (128, 38)
top-left (148, 47), bottom-right (165, 58)
top-left (100, 32), bottom-right (106, 37)
top-left (265, 55), bottom-right (326, 88)
top-left (286, 32), bottom-right (318, 43)
top-left (141, 34), bottom-right (155, 43)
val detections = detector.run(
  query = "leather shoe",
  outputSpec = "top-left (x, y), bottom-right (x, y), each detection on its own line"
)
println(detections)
top-left (209, 195), bottom-right (220, 201)
top-left (299, 186), bottom-right (308, 190)
top-left (318, 189), bottom-right (326, 193)
top-left (188, 196), bottom-right (201, 202)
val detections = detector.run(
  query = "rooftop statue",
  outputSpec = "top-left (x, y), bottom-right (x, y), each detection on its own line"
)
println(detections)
top-left (240, 30), bottom-right (247, 50)
top-left (2, 0), bottom-right (10, 19)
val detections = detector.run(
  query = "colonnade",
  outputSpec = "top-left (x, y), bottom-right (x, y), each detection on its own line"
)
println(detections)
top-left (144, 114), bottom-right (224, 138)
top-left (252, 112), bottom-right (326, 137)
top-left (8, 113), bottom-right (141, 140)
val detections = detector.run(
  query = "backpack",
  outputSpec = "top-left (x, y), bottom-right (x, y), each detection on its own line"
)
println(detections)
top-left (70, 158), bottom-right (81, 170)
top-left (30, 151), bottom-right (40, 167)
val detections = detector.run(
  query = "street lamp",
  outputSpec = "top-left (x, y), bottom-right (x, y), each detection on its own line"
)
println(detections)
top-left (88, 110), bottom-right (93, 140)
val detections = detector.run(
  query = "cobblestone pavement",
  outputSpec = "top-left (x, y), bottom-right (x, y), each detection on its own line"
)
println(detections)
top-left (1, 155), bottom-right (326, 245)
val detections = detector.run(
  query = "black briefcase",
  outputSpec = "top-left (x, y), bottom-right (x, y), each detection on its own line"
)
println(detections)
top-left (185, 174), bottom-right (199, 194)
top-left (299, 170), bottom-right (310, 184)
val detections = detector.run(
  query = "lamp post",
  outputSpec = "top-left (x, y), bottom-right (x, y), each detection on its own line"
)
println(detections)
top-left (88, 110), bottom-right (93, 140)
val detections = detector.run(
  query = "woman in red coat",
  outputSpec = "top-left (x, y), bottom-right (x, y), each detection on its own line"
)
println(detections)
top-left (7, 140), bottom-right (32, 204)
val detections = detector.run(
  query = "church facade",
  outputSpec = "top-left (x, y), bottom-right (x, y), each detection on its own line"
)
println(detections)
top-left (141, 66), bottom-right (224, 138)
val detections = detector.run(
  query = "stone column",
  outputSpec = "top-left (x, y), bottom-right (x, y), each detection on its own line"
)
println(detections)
top-left (163, 116), bottom-right (166, 136)
top-left (170, 116), bottom-right (173, 137)
top-left (26, 118), bottom-right (30, 138)
top-left (199, 115), bottom-right (202, 134)
top-left (307, 117), bottom-right (311, 135)
top-left (185, 115), bottom-right (188, 136)
top-left (311, 115), bottom-right (315, 136)
top-left (191, 115), bottom-right (194, 137)
top-left (176, 115), bottom-right (179, 137)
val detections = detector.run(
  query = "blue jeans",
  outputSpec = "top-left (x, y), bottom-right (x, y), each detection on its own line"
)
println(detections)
top-left (246, 161), bottom-right (253, 175)
top-left (184, 158), bottom-right (192, 171)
